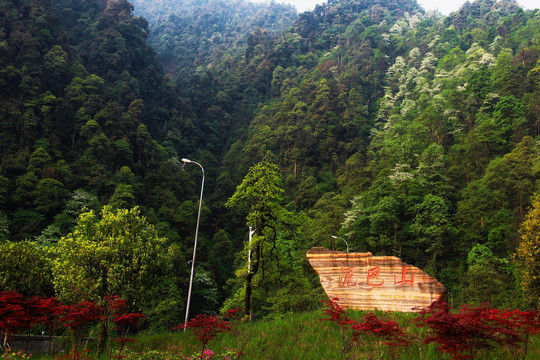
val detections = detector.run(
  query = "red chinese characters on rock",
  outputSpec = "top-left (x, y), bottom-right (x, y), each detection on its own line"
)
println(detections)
top-left (367, 267), bottom-right (384, 287)
top-left (394, 266), bottom-right (414, 287)
top-left (337, 266), bottom-right (414, 288)
top-left (338, 267), bottom-right (357, 287)
top-left (307, 248), bottom-right (447, 312)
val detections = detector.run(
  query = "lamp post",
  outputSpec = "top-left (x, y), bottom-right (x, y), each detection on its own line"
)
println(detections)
top-left (248, 226), bottom-right (255, 273)
top-left (182, 158), bottom-right (205, 331)
top-left (331, 235), bottom-right (349, 253)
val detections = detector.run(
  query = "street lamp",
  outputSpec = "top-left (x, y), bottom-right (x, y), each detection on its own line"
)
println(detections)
top-left (182, 158), bottom-right (205, 330)
top-left (331, 235), bottom-right (349, 253)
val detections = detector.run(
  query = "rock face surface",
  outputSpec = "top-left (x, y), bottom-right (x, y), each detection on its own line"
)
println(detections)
top-left (307, 247), bottom-right (446, 312)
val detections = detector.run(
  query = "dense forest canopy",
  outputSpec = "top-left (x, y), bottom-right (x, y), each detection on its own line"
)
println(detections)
top-left (2, 0), bottom-right (540, 326)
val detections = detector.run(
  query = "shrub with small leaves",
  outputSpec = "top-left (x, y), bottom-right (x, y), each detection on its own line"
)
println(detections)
top-left (0, 350), bottom-right (33, 360)
top-left (187, 348), bottom-right (215, 360)
top-left (215, 349), bottom-right (242, 360)
top-left (187, 348), bottom-right (242, 360)
top-left (112, 348), bottom-right (185, 360)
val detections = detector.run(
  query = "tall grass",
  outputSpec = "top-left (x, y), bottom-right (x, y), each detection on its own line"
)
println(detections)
top-left (22, 309), bottom-right (540, 359)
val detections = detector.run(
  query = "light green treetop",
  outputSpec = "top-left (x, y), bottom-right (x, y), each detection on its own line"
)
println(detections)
top-left (50, 206), bottom-right (174, 312)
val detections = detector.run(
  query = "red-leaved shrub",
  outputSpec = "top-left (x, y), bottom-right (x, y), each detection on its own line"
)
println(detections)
top-left (417, 300), bottom-right (540, 360)
top-left (320, 298), bottom-right (410, 359)
top-left (176, 314), bottom-right (233, 356)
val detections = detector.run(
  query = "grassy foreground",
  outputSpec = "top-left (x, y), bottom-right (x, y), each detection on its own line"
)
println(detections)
top-left (16, 309), bottom-right (540, 360)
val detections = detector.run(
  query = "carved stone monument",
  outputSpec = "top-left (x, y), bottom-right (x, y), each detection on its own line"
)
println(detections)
top-left (307, 247), bottom-right (446, 312)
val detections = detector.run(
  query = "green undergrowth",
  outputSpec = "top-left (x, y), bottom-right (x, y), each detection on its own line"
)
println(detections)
top-left (19, 310), bottom-right (540, 359)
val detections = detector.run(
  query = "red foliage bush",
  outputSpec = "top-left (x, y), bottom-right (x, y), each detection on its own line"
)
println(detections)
top-left (319, 298), bottom-right (356, 329)
top-left (56, 300), bottom-right (102, 332)
top-left (176, 314), bottom-right (233, 350)
top-left (351, 313), bottom-right (410, 348)
top-left (105, 295), bottom-right (146, 331)
top-left (319, 298), bottom-right (410, 358)
top-left (113, 313), bottom-right (146, 329)
top-left (27, 296), bottom-right (62, 332)
top-left (223, 308), bottom-right (243, 322)
top-left (0, 291), bottom-right (62, 347)
top-left (0, 291), bottom-right (32, 336)
top-left (417, 300), bottom-right (540, 360)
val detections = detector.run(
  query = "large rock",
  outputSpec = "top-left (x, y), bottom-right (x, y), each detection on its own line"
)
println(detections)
top-left (307, 247), bottom-right (446, 312)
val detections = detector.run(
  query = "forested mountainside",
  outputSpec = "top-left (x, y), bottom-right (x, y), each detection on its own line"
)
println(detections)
top-left (130, 0), bottom-right (299, 157)
top-left (132, 0), bottom-right (297, 73)
top-left (2, 0), bottom-right (540, 327)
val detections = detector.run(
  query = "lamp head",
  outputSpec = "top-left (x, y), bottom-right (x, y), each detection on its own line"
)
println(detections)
top-left (181, 158), bottom-right (191, 163)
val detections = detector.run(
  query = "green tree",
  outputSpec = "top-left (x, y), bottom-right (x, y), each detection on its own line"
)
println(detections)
top-left (51, 206), bottom-right (177, 348)
top-left (225, 159), bottom-right (305, 318)
top-left (15, 171), bottom-right (39, 207)
top-left (27, 147), bottom-right (52, 177)
top-left (208, 229), bottom-right (235, 296)
top-left (516, 195), bottom-right (540, 310)
top-left (343, 180), bottom-right (405, 257)
top-left (33, 178), bottom-right (69, 217)
top-left (412, 194), bottom-right (455, 276)
top-left (65, 189), bottom-right (100, 218)
top-left (0, 212), bottom-right (9, 242)
top-left (0, 241), bottom-right (54, 297)
top-left (461, 243), bottom-right (513, 307)
top-left (306, 192), bottom-right (347, 250)
top-left (0, 174), bottom-right (9, 208)
top-left (491, 50), bottom-right (525, 97)
top-left (109, 183), bottom-right (135, 209)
